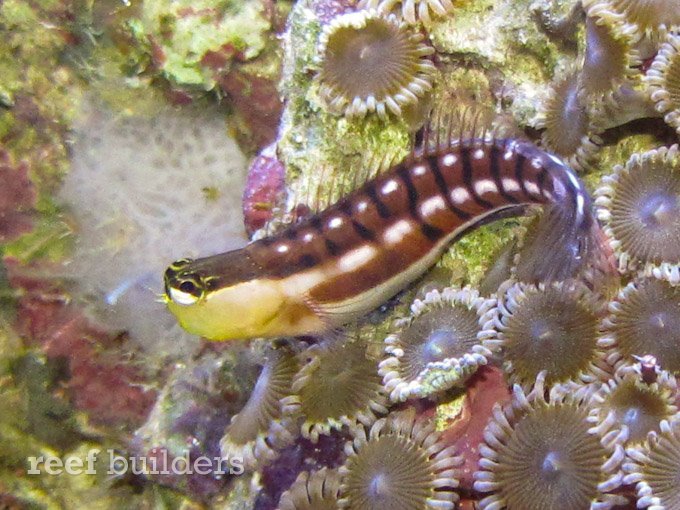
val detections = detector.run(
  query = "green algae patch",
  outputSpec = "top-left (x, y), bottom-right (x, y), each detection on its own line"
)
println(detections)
top-left (0, 0), bottom-right (80, 183)
top-left (3, 216), bottom-right (72, 264)
top-left (132, 0), bottom-right (272, 90)
top-left (0, 322), bottom-right (21, 378)
top-left (217, 473), bottom-right (262, 510)
top-left (440, 219), bottom-right (520, 287)
top-left (435, 389), bottom-right (466, 431)
top-left (0, 350), bottom-right (167, 510)
top-left (10, 354), bottom-right (84, 450)
top-left (586, 133), bottom-right (663, 190)
top-left (0, 0), bottom-right (83, 267)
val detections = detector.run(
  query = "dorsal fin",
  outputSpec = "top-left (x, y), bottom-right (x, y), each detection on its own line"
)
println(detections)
top-left (411, 100), bottom-right (530, 159)
top-left (298, 152), bottom-right (403, 214)
top-left (412, 103), bottom-right (496, 159)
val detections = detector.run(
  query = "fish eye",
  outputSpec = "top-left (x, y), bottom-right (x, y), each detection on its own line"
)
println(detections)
top-left (166, 272), bottom-right (205, 306)
top-left (168, 287), bottom-right (200, 306)
top-left (179, 280), bottom-right (198, 294)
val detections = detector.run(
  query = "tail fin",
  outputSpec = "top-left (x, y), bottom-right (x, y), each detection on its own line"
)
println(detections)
top-left (515, 198), bottom-right (615, 284)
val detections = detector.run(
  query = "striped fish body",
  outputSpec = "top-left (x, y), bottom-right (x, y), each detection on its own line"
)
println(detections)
top-left (165, 137), bottom-right (592, 340)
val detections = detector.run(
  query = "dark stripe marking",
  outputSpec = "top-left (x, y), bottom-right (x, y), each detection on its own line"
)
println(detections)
top-left (490, 145), bottom-right (519, 204)
top-left (351, 219), bottom-right (375, 241)
top-left (309, 216), bottom-right (323, 232)
top-left (337, 199), bottom-right (353, 216)
top-left (397, 166), bottom-right (420, 220)
top-left (325, 238), bottom-right (341, 257)
top-left (337, 199), bottom-right (375, 240)
top-left (420, 222), bottom-right (443, 241)
top-left (537, 167), bottom-right (548, 201)
top-left (365, 183), bottom-right (391, 219)
top-left (298, 253), bottom-right (318, 268)
top-left (426, 155), bottom-right (472, 220)
top-left (514, 153), bottom-right (531, 199)
top-left (462, 147), bottom-right (494, 209)
top-left (397, 166), bottom-right (444, 241)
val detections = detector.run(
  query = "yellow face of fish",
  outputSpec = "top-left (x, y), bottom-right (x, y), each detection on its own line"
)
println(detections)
top-left (163, 257), bottom-right (324, 340)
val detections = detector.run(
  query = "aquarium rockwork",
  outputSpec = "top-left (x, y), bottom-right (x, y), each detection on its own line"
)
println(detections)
top-left (2, 0), bottom-right (680, 508)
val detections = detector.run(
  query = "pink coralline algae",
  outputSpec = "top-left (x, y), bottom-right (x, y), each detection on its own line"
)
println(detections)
top-left (68, 353), bottom-right (156, 427)
top-left (194, 38), bottom-right (284, 151)
top-left (7, 259), bottom-right (156, 428)
top-left (242, 144), bottom-right (287, 236)
top-left (197, 1), bottom-right (286, 152)
top-left (0, 150), bottom-right (36, 243)
top-left (255, 431), bottom-right (349, 510)
top-left (439, 366), bottom-right (512, 492)
top-left (217, 67), bottom-right (284, 152)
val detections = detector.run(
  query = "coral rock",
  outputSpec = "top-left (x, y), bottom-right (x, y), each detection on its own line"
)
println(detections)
top-left (440, 366), bottom-right (512, 492)
top-left (7, 259), bottom-right (155, 427)
top-left (0, 151), bottom-right (36, 243)
top-left (242, 144), bottom-right (287, 236)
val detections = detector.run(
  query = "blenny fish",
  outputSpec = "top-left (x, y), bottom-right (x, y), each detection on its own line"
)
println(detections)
top-left (164, 134), bottom-right (604, 341)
